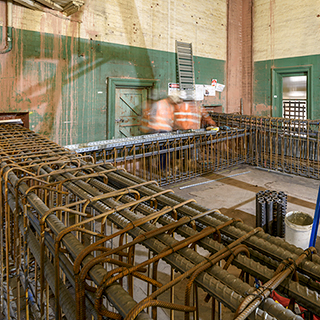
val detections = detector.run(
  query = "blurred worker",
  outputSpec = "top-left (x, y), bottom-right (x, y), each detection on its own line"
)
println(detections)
top-left (174, 91), bottom-right (216, 130)
top-left (141, 91), bottom-right (181, 133)
top-left (140, 92), bottom-right (181, 172)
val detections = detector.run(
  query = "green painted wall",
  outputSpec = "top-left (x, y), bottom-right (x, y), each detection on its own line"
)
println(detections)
top-left (0, 27), bottom-right (225, 146)
top-left (253, 54), bottom-right (320, 118)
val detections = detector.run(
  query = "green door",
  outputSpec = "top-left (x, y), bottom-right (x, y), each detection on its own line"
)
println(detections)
top-left (114, 88), bottom-right (147, 139)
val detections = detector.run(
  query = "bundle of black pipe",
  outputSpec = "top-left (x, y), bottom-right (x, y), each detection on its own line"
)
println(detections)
top-left (256, 190), bottom-right (287, 237)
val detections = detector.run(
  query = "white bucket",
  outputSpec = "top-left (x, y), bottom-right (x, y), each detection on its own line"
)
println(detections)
top-left (285, 211), bottom-right (313, 249)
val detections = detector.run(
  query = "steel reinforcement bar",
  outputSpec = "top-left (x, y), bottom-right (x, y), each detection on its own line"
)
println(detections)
top-left (211, 112), bottom-right (320, 179)
top-left (65, 128), bottom-right (248, 186)
top-left (0, 122), bottom-right (318, 320)
top-left (66, 113), bottom-right (320, 182)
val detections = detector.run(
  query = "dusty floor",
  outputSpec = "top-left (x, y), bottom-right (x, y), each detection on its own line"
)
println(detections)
top-left (171, 164), bottom-right (320, 250)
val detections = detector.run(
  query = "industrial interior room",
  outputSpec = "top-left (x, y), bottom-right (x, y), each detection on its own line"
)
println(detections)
top-left (1, 0), bottom-right (320, 320)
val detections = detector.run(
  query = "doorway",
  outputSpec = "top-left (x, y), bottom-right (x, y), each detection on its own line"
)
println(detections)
top-left (114, 88), bottom-right (147, 139)
top-left (272, 66), bottom-right (312, 119)
top-left (107, 78), bottom-right (159, 139)
top-left (282, 75), bottom-right (307, 120)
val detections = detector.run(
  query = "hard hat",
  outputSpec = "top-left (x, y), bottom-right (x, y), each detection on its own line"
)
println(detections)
top-left (169, 90), bottom-right (182, 103)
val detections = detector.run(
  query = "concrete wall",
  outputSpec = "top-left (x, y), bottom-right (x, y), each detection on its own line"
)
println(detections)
top-left (253, 0), bottom-right (320, 117)
top-left (0, 0), bottom-right (227, 145)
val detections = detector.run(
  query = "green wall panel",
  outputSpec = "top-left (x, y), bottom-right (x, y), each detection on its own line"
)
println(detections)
top-left (254, 54), bottom-right (320, 118)
top-left (0, 27), bottom-right (225, 146)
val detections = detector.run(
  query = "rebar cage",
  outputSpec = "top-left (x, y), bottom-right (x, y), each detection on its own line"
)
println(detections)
top-left (211, 113), bottom-right (320, 179)
top-left (1, 119), bottom-right (320, 320)
top-left (66, 129), bottom-right (248, 186)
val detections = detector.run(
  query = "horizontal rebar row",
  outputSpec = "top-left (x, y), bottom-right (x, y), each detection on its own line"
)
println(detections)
top-left (0, 122), bottom-right (319, 320)
top-left (66, 129), bottom-right (247, 186)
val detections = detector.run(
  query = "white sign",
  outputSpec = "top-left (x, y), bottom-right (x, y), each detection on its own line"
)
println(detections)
top-left (195, 85), bottom-right (204, 101)
top-left (215, 83), bottom-right (225, 92)
top-left (204, 85), bottom-right (216, 96)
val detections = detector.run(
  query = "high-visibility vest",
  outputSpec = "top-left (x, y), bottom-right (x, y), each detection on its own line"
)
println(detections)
top-left (174, 103), bottom-right (216, 130)
top-left (174, 102), bottom-right (201, 130)
top-left (146, 99), bottom-right (174, 132)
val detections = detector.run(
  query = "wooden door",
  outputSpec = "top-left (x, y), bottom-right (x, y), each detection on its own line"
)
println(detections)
top-left (114, 88), bottom-right (146, 139)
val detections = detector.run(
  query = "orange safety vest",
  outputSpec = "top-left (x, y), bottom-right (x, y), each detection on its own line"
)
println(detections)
top-left (174, 102), bottom-right (201, 130)
top-left (146, 99), bottom-right (174, 132)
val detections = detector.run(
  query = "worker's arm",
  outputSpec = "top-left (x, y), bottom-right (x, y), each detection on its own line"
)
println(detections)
top-left (201, 107), bottom-right (217, 127)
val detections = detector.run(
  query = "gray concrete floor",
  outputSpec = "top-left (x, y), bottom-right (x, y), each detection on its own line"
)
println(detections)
top-left (171, 164), bottom-right (320, 251)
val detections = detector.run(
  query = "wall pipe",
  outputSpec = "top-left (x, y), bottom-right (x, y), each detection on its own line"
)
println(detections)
top-left (0, 0), bottom-right (13, 54)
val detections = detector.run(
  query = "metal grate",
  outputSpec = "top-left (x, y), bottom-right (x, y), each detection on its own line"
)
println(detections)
top-left (283, 100), bottom-right (307, 120)
top-left (283, 100), bottom-right (307, 133)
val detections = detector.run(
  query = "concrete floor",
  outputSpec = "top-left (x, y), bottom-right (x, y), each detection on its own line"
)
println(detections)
top-left (171, 164), bottom-right (320, 251)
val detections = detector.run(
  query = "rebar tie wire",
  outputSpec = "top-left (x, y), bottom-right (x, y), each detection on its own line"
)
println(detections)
top-left (234, 247), bottom-right (317, 320)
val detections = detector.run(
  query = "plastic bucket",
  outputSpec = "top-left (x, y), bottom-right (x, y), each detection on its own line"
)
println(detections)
top-left (285, 211), bottom-right (313, 249)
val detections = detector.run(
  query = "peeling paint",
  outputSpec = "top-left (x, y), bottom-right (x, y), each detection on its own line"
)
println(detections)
top-left (253, 103), bottom-right (271, 117)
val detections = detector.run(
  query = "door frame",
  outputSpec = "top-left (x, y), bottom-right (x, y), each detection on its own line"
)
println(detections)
top-left (107, 77), bottom-right (159, 139)
top-left (271, 65), bottom-right (312, 118)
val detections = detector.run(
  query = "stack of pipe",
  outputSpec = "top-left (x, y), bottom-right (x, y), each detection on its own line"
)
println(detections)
top-left (256, 190), bottom-right (287, 237)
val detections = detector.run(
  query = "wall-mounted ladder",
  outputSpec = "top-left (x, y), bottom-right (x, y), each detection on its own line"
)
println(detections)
top-left (176, 41), bottom-right (195, 92)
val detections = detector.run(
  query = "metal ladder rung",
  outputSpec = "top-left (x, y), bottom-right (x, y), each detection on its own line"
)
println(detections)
top-left (176, 41), bottom-right (191, 48)
top-left (180, 72), bottom-right (194, 77)
top-left (178, 61), bottom-right (193, 66)
top-left (179, 63), bottom-right (193, 68)
top-left (178, 64), bottom-right (193, 69)
top-left (178, 58), bottom-right (193, 64)
top-left (181, 80), bottom-right (194, 84)
top-left (178, 48), bottom-right (192, 54)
